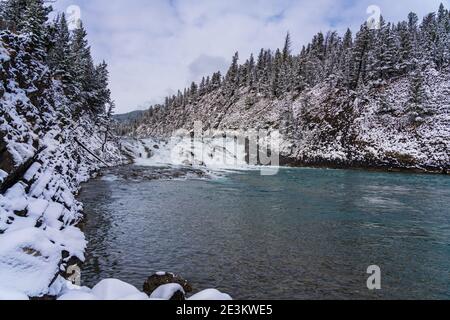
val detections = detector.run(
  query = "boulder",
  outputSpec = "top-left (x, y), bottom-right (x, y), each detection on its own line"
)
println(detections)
top-left (92, 279), bottom-right (143, 300)
top-left (188, 289), bottom-right (233, 301)
top-left (143, 272), bottom-right (192, 295)
top-left (150, 283), bottom-right (185, 300)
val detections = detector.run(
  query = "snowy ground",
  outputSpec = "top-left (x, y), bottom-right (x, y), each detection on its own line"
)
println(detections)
top-left (0, 278), bottom-right (232, 301)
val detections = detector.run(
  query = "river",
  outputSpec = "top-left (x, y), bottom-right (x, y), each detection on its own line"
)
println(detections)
top-left (78, 165), bottom-right (450, 299)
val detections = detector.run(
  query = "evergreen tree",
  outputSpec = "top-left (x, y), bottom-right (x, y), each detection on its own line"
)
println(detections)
top-left (71, 22), bottom-right (96, 115)
top-left (211, 71), bottom-right (222, 90)
top-left (368, 18), bottom-right (398, 83)
top-left (282, 32), bottom-right (292, 62)
top-left (435, 3), bottom-right (450, 70)
top-left (420, 13), bottom-right (438, 67)
top-left (408, 68), bottom-right (428, 121)
top-left (1, 0), bottom-right (27, 30)
top-left (339, 28), bottom-right (353, 86)
top-left (397, 21), bottom-right (414, 74)
top-left (190, 81), bottom-right (198, 99)
top-left (19, 0), bottom-right (52, 48)
top-left (246, 53), bottom-right (257, 91)
top-left (48, 13), bottom-right (75, 93)
top-left (271, 49), bottom-right (283, 97)
top-left (225, 52), bottom-right (239, 95)
top-left (91, 61), bottom-right (112, 114)
top-left (351, 24), bottom-right (372, 89)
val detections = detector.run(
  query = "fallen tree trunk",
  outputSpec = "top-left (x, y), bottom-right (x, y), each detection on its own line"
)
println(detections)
top-left (73, 137), bottom-right (110, 167)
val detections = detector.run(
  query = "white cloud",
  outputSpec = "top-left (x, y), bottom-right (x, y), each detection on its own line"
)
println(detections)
top-left (52, 0), bottom-right (449, 113)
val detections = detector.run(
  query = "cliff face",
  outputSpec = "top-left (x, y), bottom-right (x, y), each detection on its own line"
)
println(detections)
top-left (133, 66), bottom-right (449, 173)
top-left (0, 31), bottom-right (126, 297)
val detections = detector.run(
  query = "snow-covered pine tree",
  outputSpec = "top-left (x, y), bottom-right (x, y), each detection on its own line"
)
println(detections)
top-left (351, 24), bottom-right (372, 89)
top-left (397, 21), bottom-right (414, 74)
top-left (271, 49), bottom-right (282, 97)
top-left (246, 53), bottom-right (257, 91)
top-left (339, 28), bottom-right (353, 86)
top-left (19, 0), bottom-right (52, 47)
top-left (190, 81), bottom-right (198, 101)
top-left (435, 3), bottom-right (450, 70)
top-left (408, 67), bottom-right (428, 123)
top-left (211, 71), bottom-right (222, 90)
top-left (225, 52), bottom-right (240, 96)
top-left (280, 32), bottom-right (294, 93)
top-left (48, 13), bottom-right (77, 100)
top-left (323, 31), bottom-right (342, 78)
top-left (420, 13), bottom-right (438, 68)
top-left (91, 61), bottom-right (112, 114)
top-left (0, 0), bottom-right (27, 31)
top-left (70, 22), bottom-right (98, 116)
top-left (199, 77), bottom-right (206, 96)
top-left (282, 32), bottom-right (292, 63)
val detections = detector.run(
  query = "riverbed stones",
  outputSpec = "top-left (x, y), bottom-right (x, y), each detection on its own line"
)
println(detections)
top-left (143, 272), bottom-right (193, 295)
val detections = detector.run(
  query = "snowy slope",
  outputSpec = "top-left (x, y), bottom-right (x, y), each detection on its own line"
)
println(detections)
top-left (133, 66), bottom-right (449, 173)
top-left (0, 31), bottom-right (127, 297)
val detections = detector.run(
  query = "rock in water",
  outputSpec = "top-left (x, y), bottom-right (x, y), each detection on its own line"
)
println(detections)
top-left (143, 272), bottom-right (193, 295)
top-left (150, 283), bottom-right (185, 300)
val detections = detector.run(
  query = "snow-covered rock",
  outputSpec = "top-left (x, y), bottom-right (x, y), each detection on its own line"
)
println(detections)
top-left (91, 279), bottom-right (145, 300)
top-left (150, 283), bottom-right (185, 300)
top-left (57, 279), bottom-right (149, 301)
top-left (188, 289), bottom-right (233, 301)
top-left (55, 280), bottom-right (232, 301)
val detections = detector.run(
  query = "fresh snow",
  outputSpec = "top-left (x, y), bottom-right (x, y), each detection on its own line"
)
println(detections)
top-left (150, 283), bottom-right (185, 300)
top-left (0, 32), bottom-right (127, 298)
top-left (56, 279), bottom-right (231, 301)
top-left (91, 279), bottom-right (147, 300)
top-left (0, 286), bottom-right (29, 300)
top-left (0, 170), bottom-right (7, 184)
top-left (188, 289), bottom-right (233, 301)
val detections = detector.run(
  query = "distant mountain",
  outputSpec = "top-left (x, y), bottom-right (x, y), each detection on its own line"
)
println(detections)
top-left (114, 110), bottom-right (146, 123)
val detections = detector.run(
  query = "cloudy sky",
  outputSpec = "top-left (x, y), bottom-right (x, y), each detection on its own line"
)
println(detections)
top-left (52, 0), bottom-right (448, 114)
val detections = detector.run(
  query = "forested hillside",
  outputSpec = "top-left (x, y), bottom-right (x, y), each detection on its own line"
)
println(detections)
top-left (125, 5), bottom-right (450, 172)
top-left (0, 0), bottom-right (126, 297)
